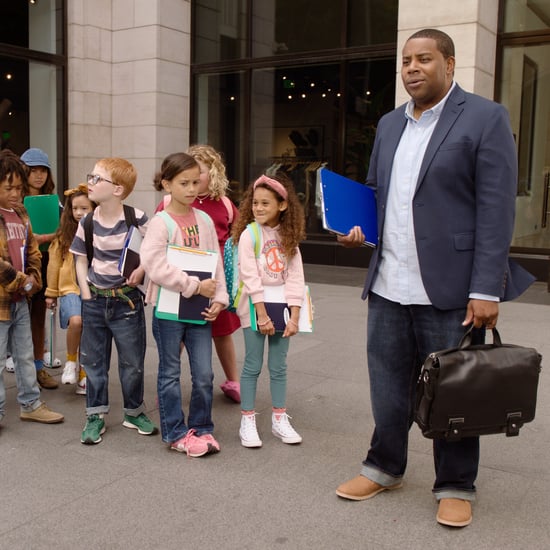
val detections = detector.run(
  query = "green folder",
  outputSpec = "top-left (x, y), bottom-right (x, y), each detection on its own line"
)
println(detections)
top-left (23, 195), bottom-right (60, 250)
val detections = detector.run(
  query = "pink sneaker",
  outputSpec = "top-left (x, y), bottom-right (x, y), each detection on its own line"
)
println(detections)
top-left (200, 433), bottom-right (220, 453)
top-left (170, 429), bottom-right (209, 457)
top-left (220, 380), bottom-right (241, 403)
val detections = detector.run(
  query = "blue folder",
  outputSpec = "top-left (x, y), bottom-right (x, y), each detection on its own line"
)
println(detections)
top-left (319, 168), bottom-right (378, 247)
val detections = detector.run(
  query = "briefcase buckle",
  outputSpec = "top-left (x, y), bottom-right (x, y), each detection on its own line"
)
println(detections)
top-left (446, 417), bottom-right (464, 441)
top-left (506, 412), bottom-right (522, 437)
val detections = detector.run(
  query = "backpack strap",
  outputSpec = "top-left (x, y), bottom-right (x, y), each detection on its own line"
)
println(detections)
top-left (230, 222), bottom-right (262, 311)
top-left (123, 204), bottom-right (137, 228)
top-left (247, 221), bottom-right (261, 257)
top-left (156, 208), bottom-right (214, 244)
top-left (221, 196), bottom-right (234, 225)
top-left (85, 205), bottom-right (138, 266)
top-left (156, 210), bottom-right (178, 242)
top-left (84, 212), bottom-right (94, 266)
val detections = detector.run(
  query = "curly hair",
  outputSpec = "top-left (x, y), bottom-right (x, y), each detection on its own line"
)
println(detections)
top-left (0, 149), bottom-right (27, 186)
top-left (187, 144), bottom-right (229, 200)
top-left (54, 185), bottom-right (97, 259)
top-left (231, 172), bottom-right (305, 258)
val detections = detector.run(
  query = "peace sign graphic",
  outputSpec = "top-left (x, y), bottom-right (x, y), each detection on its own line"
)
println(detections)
top-left (265, 247), bottom-right (285, 273)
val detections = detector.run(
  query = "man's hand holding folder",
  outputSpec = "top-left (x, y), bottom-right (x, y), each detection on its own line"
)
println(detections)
top-left (337, 225), bottom-right (366, 248)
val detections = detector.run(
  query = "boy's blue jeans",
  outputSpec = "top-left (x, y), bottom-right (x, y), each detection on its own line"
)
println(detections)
top-left (0, 300), bottom-right (42, 418)
top-left (240, 327), bottom-right (290, 411)
top-left (152, 313), bottom-right (214, 443)
top-left (80, 289), bottom-right (146, 417)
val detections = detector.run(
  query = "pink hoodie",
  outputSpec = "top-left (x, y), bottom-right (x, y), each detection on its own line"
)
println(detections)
top-left (236, 223), bottom-right (305, 328)
top-left (141, 209), bottom-right (228, 307)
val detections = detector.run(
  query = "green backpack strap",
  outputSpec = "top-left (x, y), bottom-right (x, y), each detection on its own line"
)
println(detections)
top-left (156, 210), bottom-right (178, 242)
top-left (247, 221), bottom-right (261, 257)
top-left (157, 208), bottom-right (215, 245)
top-left (231, 221), bottom-right (262, 310)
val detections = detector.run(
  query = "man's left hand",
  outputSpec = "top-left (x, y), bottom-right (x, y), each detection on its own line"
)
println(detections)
top-left (463, 299), bottom-right (499, 329)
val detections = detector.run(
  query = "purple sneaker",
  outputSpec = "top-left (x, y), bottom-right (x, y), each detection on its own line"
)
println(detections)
top-left (220, 380), bottom-right (241, 403)
top-left (170, 429), bottom-right (209, 457)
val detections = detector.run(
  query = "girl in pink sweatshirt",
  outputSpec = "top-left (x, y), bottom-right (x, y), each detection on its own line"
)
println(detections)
top-left (232, 173), bottom-right (306, 448)
top-left (140, 152), bottom-right (228, 458)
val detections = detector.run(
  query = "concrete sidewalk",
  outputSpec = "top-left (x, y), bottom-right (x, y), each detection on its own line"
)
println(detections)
top-left (0, 265), bottom-right (548, 550)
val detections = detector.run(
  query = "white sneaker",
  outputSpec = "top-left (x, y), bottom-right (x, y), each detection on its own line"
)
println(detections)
top-left (44, 352), bottom-right (62, 368)
top-left (76, 376), bottom-right (86, 395)
top-left (5, 355), bottom-right (15, 373)
top-left (61, 361), bottom-right (78, 384)
top-left (272, 412), bottom-right (302, 444)
top-left (239, 413), bottom-right (262, 448)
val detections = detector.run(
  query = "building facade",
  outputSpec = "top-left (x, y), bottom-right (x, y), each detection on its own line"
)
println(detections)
top-left (1, 0), bottom-right (548, 278)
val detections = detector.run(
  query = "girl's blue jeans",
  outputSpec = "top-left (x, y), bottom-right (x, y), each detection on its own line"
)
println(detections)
top-left (240, 327), bottom-right (290, 411)
top-left (152, 312), bottom-right (214, 443)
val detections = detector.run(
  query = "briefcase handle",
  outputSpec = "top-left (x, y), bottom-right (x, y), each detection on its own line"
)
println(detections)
top-left (459, 326), bottom-right (502, 349)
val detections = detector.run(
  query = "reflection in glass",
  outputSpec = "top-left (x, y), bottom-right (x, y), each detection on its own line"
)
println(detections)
top-left (348, 0), bottom-right (398, 47)
top-left (498, 43), bottom-right (550, 251)
top-left (193, 1), bottom-right (248, 64)
top-left (502, 0), bottom-right (550, 33)
top-left (193, 72), bottom-right (245, 203)
top-left (0, 0), bottom-right (63, 55)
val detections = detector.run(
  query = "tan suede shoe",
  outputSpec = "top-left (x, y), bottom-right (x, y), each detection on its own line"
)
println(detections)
top-left (436, 498), bottom-right (472, 527)
top-left (37, 368), bottom-right (58, 389)
top-left (336, 475), bottom-right (403, 501)
top-left (20, 403), bottom-right (64, 424)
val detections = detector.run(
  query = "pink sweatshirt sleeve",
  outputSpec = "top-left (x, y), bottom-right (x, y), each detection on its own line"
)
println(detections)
top-left (141, 212), bottom-right (228, 307)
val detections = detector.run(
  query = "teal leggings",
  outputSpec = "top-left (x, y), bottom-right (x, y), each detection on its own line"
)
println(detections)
top-left (240, 327), bottom-right (290, 411)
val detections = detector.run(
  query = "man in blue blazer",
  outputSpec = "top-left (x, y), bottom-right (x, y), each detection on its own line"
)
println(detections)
top-left (335, 29), bottom-right (535, 527)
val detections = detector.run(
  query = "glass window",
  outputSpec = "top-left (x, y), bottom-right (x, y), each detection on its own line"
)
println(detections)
top-left (253, 1), bottom-right (344, 57)
top-left (501, 0), bottom-right (550, 33)
top-left (192, 71), bottom-right (246, 203)
top-left (0, 57), bottom-right (63, 183)
top-left (498, 43), bottom-right (550, 250)
top-left (347, 0), bottom-right (398, 47)
top-left (250, 65), bottom-right (340, 231)
top-left (0, 58), bottom-right (29, 152)
top-left (0, 0), bottom-right (63, 55)
top-left (193, 1), bottom-right (248, 64)
top-left (344, 60), bottom-right (396, 184)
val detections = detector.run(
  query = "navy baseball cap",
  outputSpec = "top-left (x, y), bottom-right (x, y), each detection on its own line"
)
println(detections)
top-left (20, 148), bottom-right (51, 168)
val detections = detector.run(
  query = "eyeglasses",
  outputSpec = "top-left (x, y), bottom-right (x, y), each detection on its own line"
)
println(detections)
top-left (87, 174), bottom-right (116, 186)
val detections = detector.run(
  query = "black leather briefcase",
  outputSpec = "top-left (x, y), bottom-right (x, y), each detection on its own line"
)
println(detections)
top-left (415, 327), bottom-right (542, 441)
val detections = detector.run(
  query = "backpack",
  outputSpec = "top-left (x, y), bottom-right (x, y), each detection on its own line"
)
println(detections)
top-left (223, 222), bottom-right (261, 312)
top-left (84, 204), bottom-right (137, 266)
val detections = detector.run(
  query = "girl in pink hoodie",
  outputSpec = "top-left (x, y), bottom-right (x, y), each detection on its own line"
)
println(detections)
top-left (232, 173), bottom-right (306, 448)
top-left (141, 152), bottom-right (228, 458)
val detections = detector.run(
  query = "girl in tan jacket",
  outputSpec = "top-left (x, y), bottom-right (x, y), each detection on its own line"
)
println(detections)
top-left (45, 184), bottom-right (96, 393)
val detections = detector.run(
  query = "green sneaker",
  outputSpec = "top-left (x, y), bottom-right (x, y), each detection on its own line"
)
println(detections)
top-left (81, 414), bottom-right (105, 444)
top-left (122, 413), bottom-right (158, 435)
